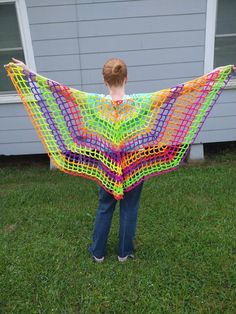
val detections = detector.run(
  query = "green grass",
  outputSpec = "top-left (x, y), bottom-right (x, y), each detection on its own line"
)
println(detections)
top-left (0, 154), bottom-right (236, 313)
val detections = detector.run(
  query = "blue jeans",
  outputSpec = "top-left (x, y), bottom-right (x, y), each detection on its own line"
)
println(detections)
top-left (89, 182), bottom-right (144, 258)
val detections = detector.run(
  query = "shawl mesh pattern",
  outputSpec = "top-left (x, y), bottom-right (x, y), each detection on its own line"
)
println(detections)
top-left (5, 63), bottom-right (234, 199)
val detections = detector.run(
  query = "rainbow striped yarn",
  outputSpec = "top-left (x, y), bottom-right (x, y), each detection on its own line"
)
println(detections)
top-left (5, 63), bottom-right (234, 199)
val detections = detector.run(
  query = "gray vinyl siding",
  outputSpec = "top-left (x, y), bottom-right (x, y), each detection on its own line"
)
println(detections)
top-left (0, 0), bottom-right (235, 156)
top-left (27, 0), bottom-right (206, 94)
top-left (0, 102), bottom-right (44, 155)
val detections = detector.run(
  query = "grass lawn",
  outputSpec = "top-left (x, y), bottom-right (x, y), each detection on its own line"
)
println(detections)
top-left (0, 150), bottom-right (236, 313)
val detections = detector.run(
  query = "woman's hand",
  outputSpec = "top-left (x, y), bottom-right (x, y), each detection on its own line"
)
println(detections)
top-left (11, 58), bottom-right (35, 76)
top-left (12, 58), bottom-right (29, 71)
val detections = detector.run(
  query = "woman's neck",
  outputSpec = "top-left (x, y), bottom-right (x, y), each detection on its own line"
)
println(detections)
top-left (107, 84), bottom-right (126, 100)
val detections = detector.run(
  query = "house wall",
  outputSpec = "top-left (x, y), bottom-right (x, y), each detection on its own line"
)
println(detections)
top-left (28, 0), bottom-right (206, 93)
top-left (0, 0), bottom-right (235, 156)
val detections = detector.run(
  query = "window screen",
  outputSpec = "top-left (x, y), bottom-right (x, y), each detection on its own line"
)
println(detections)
top-left (0, 3), bottom-right (25, 92)
top-left (214, 0), bottom-right (236, 67)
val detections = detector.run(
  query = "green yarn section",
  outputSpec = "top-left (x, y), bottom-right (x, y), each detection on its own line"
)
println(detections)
top-left (184, 65), bottom-right (232, 144)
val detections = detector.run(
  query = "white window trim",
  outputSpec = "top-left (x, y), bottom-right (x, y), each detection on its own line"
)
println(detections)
top-left (0, 0), bottom-right (36, 104)
top-left (204, 0), bottom-right (236, 89)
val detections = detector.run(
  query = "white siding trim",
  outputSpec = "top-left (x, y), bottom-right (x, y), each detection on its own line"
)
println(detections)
top-left (0, 94), bottom-right (22, 104)
top-left (16, 0), bottom-right (36, 70)
top-left (0, 0), bottom-right (36, 104)
top-left (204, 0), bottom-right (217, 73)
top-left (190, 0), bottom-right (217, 160)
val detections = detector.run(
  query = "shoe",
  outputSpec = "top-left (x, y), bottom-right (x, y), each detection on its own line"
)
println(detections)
top-left (118, 254), bottom-right (135, 262)
top-left (88, 246), bottom-right (104, 263)
top-left (91, 255), bottom-right (104, 263)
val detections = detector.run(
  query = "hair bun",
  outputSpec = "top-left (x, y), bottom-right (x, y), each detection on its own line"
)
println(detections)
top-left (103, 58), bottom-right (127, 86)
top-left (112, 64), bottom-right (122, 75)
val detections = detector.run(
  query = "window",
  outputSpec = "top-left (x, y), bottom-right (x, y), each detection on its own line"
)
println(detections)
top-left (0, 0), bottom-right (36, 102)
top-left (214, 0), bottom-right (236, 67)
top-left (0, 2), bottom-right (25, 92)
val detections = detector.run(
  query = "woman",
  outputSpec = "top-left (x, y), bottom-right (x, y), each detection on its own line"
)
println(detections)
top-left (11, 57), bottom-right (144, 263)
top-left (88, 58), bottom-right (144, 263)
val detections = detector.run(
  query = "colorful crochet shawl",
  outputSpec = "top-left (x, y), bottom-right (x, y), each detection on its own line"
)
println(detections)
top-left (5, 63), bottom-right (234, 199)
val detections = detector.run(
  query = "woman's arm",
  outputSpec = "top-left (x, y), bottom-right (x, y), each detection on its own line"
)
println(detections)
top-left (11, 58), bottom-right (37, 78)
top-left (10, 58), bottom-right (61, 94)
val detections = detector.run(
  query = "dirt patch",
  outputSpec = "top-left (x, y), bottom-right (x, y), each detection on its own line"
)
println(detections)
top-left (2, 223), bottom-right (17, 233)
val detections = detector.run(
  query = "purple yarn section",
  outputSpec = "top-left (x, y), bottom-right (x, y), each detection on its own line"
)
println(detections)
top-left (62, 150), bottom-right (123, 182)
top-left (26, 74), bottom-right (67, 151)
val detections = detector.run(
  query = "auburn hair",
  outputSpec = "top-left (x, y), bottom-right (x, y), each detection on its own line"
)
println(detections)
top-left (102, 58), bottom-right (127, 87)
